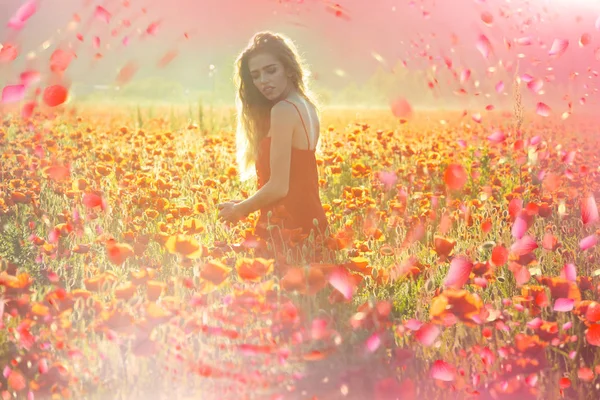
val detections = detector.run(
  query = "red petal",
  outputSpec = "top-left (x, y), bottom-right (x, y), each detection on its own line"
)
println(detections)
top-left (491, 245), bottom-right (508, 267)
top-left (444, 164), bottom-right (467, 191)
top-left (586, 324), bottom-right (600, 346)
top-left (43, 85), bottom-right (68, 107)
top-left (481, 12), bottom-right (493, 25)
top-left (577, 367), bottom-right (594, 382)
top-left (390, 97), bottom-right (413, 119)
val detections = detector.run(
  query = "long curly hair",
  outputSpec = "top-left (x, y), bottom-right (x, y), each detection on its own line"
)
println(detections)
top-left (233, 31), bottom-right (320, 182)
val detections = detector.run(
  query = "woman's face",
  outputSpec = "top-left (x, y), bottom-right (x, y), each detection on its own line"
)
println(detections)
top-left (248, 52), bottom-right (292, 102)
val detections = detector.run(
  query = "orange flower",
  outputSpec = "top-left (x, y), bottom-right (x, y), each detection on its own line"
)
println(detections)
top-left (146, 280), bottom-right (166, 301)
top-left (105, 238), bottom-right (135, 266)
top-left (144, 208), bottom-right (159, 219)
top-left (538, 276), bottom-right (581, 303)
top-left (165, 234), bottom-right (204, 258)
top-left (182, 218), bottom-right (205, 235)
top-left (114, 281), bottom-right (137, 300)
top-left (235, 258), bottom-right (274, 282)
top-left (101, 308), bottom-right (134, 333)
top-left (43, 164), bottom-right (70, 181)
top-left (280, 266), bottom-right (326, 295)
top-left (430, 288), bottom-right (483, 325)
top-left (11, 191), bottom-right (31, 204)
top-left (145, 302), bottom-right (172, 327)
top-left (199, 260), bottom-right (231, 286)
top-left (434, 236), bottom-right (456, 257)
top-left (72, 244), bottom-right (90, 254)
top-left (31, 303), bottom-right (50, 317)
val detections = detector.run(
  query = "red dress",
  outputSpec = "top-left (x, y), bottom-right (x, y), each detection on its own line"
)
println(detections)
top-left (254, 99), bottom-right (330, 264)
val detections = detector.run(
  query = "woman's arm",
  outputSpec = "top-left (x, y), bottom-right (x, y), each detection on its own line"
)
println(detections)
top-left (235, 101), bottom-right (296, 217)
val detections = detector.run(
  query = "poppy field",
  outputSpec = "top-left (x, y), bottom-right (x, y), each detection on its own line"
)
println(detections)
top-left (0, 99), bottom-right (599, 400)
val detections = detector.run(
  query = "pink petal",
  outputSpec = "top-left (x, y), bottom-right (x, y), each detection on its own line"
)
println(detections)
top-left (527, 79), bottom-right (543, 94)
top-left (562, 150), bottom-right (576, 164)
top-left (554, 298), bottom-right (574, 312)
top-left (95, 6), bottom-right (111, 23)
top-left (378, 171), bottom-right (398, 190)
top-left (521, 74), bottom-right (534, 83)
top-left (21, 101), bottom-right (36, 119)
top-left (328, 266), bottom-right (355, 300)
top-left (579, 234), bottom-right (598, 251)
top-left (560, 263), bottom-right (577, 282)
top-left (404, 319), bottom-right (423, 331)
top-left (581, 195), bottom-right (599, 225)
top-left (510, 235), bottom-right (538, 256)
top-left (515, 37), bottom-right (533, 46)
top-left (415, 323), bottom-right (440, 347)
top-left (536, 102), bottom-right (551, 117)
top-left (476, 34), bottom-right (493, 59)
top-left (8, 0), bottom-right (38, 30)
top-left (38, 359), bottom-right (48, 374)
top-left (526, 374), bottom-right (539, 387)
top-left (511, 214), bottom-right (528, 239)
top-left (430, 360), bottom-right (456, 381)
top-left (1, 84), bottom-right (25, 103)
top-left (460, 69), bottom-right (471, 84)
top-left (495, 81), bottom-right (504, 93)
top-left (473, 277), bottom-right (488, 288)
top-left (548, 39), bottom-right (569, 57)
top-left (527, 317), bottom-right (543, 330)
top-left (311, 319), bottom-right (328, 340)
top-left (20, 70), bottom-right (40, 87)
top-left (444, 256), bottom-right (473, 289)
top-left (14, 0), bottom-right (38, 21)
top-left (488, 130), bottom-right (506, 144)
top-left (510, 262), bottom-right (531, 287)
top-left (596, 16), bottom-right (600, 31)
top-left (366, 332), bottom-right (381, 352)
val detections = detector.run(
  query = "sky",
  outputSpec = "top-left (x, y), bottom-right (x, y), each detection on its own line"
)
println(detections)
top-left (1, 0), bottom-right (600, 111)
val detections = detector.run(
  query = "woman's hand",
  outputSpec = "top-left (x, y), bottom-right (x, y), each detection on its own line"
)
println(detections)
top-left (217, 200), bottom-right (245, 224)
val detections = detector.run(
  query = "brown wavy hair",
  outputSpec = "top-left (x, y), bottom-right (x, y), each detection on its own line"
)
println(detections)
top-left (233, 31), bottom-right (320, 182)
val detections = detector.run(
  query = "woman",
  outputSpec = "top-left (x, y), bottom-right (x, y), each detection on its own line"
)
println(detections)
top-left (217, 31), bottom-right (331, 264)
